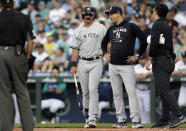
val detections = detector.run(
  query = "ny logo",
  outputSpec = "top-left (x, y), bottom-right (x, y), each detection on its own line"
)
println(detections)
top-left (116, 32), bottom-right (120, 38)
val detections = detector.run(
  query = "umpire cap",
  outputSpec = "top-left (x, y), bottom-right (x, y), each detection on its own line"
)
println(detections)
top-left (82, 6), bottom-right (95, 19)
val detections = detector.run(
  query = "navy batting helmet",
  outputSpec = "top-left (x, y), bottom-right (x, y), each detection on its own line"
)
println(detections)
top-left (82, 6), bottom-right (95, 19)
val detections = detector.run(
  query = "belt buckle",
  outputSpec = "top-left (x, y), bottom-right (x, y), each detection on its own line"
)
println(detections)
top-left (5, 46), bottom-right (8, 50)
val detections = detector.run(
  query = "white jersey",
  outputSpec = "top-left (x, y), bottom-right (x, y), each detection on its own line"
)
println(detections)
top-left (174, 60), bottom-right (186, 71)
top-left (134, 64), bottom-right (152, 90)
top-left (70, 22), bottom-right (107, 58)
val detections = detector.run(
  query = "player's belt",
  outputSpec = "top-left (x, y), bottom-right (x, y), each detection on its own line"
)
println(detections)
top-left (79, 56), bottom-right (102, 61)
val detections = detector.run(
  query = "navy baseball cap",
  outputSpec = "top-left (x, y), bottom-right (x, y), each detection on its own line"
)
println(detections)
top-left (105, 6), bottom-right (122, 15)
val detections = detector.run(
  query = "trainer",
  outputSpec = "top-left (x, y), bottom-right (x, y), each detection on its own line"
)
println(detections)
top-left (101, 6), bottom-right (147, 128)
top-left (145, 3), bottom-right (185, 128)
top-left (0, 0), bottom-right (35, 130)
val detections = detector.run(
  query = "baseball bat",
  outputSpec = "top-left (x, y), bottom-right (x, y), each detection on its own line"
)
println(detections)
top-left (73, 74), bottom-right (83, 110)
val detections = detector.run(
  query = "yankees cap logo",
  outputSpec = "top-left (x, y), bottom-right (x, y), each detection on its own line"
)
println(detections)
top-left (87, 7), bottom-right (90, 11)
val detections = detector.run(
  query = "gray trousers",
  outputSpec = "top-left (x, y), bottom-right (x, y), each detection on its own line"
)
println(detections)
top-left (109, 64), bottom-right (140, 123)
top-left (0, 48), bottom-right (34, 131)
top-left (78, 59), bottom-right (103, 121)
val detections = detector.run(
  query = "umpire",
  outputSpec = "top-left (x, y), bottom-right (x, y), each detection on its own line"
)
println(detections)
top-left (0, 0), bottom-right (35, 131)
top-left (146, 4), bottom-right (185, 128)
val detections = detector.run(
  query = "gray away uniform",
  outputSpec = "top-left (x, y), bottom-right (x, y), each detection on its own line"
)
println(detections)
top-left (70, 22), bottom-right (107, 121)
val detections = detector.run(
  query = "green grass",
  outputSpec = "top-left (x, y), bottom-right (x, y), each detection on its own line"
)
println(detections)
top-left (14, 123), bottom-right (186, 128)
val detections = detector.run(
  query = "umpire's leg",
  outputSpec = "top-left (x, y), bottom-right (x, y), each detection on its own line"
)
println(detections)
top-left (0, 53), bottom-right (14, 131)
top-left (9, 53), bottom-right (34, 131)
top-left (153, 61), bottom-right (182, 118)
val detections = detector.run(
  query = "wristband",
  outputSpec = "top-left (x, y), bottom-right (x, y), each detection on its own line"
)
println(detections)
top-left (71, 61), bottom-right (77, 67)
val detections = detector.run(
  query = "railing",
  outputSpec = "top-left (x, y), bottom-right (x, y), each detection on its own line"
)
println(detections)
top-left (27, 75), bottom-right (185, 123)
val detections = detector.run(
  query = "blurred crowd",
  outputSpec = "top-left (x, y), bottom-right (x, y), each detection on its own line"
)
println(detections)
top-left (13, 0), bottom-right (185, 73)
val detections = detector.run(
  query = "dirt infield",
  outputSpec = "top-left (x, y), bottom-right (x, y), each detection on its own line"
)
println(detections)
top-left (13, 128), bottom-right (186, 131)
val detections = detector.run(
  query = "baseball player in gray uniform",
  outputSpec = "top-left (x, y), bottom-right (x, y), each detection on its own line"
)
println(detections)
top-left (70, 6), bottom-right (107, 128)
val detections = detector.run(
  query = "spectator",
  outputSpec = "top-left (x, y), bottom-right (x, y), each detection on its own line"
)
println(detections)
top-left (173, 51), bottom-right (186, 109)
top-left (48, 0), bottom-right (66, 23)
top-left (41, 66), bottom-right (66, 123)
top-left (43, 32), bottom-right (56, 56)
top-left (144, 7), bottom-right (153, 27)
top-left (53, 30), bottom-right (71, 56)
top-left (134, 55), bottom-right (152, 124)
top-left (42, 47), bottom-right (67, 72)
top-left (38, 1), bottom-right (49, 20)
top-left (36, 29), bottom-right (47, 44)
top-left (68, 19), bottom-right (80, 36)
top-left (32, 44), bottom-right (49, 72)
top-left (21, 1), bottom-right (38, 23)
top-left (177, 27), bottom-right (186, 46)
top-left (173, 34), bottom-right (182, 61)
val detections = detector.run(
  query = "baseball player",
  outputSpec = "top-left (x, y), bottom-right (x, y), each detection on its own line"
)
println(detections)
top-left (134, 55), bottom-right (152, 123)
top-left (102, 6), bottom-right (147, 128)
top-left (70, 6), bottom-right (107, 128)
top-left (173, 51), bottom-right (186, 108)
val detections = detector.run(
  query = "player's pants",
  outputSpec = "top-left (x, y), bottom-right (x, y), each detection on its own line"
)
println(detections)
top-left (98, 101), bottom-right (110, 120)
top-left (136, 88), bottom-right (151, 123)
top-left (78, 59), bottom-right (103, 121)
top-left (41, 99), bottom-right (65, 113)
top-left (109, 64), bottom-right (140, 123)
top-left (178, 84), bottom-right (186, 107)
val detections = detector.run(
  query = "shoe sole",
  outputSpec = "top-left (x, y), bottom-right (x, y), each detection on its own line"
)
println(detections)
top-left (170, 118), bottom-right (186, 128)
top-left (132, 126), bottom-right (143, 128)
top-left (152, 125), bottom-right (169, 128)
top-left (88, 123), bottom-right (96, 128)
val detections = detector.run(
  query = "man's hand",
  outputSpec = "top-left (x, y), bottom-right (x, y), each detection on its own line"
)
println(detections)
top-left (70, 66), bottom-right (77, 75)
top-left (127, 55), bottom-right (139, 64)
top-left (145, 60), bottom-right (152, 70)
top-left (56, 88), bottom-right (62, 94)
top-left (104, 53), bottom-right (110, 62)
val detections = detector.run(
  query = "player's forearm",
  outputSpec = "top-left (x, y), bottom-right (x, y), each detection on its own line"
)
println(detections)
top-left (71, 49), bottom-right (79, 62)
top-left (27, 40), bottom-right (34, 57)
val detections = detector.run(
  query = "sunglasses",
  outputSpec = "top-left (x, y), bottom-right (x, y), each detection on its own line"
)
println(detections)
top-left (84, 14), bottom-right (93, 17)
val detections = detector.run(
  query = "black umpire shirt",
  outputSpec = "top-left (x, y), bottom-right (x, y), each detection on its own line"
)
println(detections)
top-left (149, 18), bottom-right (173, 57)
top-left (101, 20), bottom-right (147, 65)
top-left (0, 8), bottom-right (35, 46)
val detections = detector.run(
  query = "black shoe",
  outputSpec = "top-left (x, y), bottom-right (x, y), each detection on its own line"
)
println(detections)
top-left (152, 118), bottom-right (170, 128)
top-left (170, 115), bottom-right (186, 128)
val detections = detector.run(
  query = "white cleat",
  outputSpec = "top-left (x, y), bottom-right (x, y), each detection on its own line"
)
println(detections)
top-left (88, 120), bottom-right (96, 128)
top-left (132, 122), bottom-right (143, 128)
top-left (112, 122), bottom-right (127, 128)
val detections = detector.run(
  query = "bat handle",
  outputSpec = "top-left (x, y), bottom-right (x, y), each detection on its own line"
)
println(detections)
top-left (73, 74), bottom-right (78, 88)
